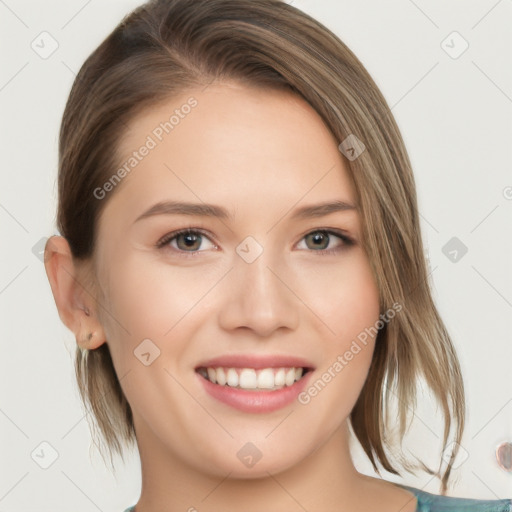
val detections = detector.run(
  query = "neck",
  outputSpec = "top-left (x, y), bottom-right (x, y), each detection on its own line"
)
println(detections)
top-left (133, 419), bottom-right (367, 512)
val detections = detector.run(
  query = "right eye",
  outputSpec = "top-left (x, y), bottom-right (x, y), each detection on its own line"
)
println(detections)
top-left (156, 228), bottom-right (217, 256)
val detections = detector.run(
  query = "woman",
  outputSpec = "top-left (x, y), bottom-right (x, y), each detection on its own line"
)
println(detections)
top-left (43, 0), bottom-right (512, 511)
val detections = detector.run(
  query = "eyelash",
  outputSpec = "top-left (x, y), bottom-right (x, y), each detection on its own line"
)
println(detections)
top-left (155, 227), bottom-right (355, 257)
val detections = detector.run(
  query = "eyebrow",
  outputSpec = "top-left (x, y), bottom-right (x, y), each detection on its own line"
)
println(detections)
top-left (134, 199), bottom-right (357, 223)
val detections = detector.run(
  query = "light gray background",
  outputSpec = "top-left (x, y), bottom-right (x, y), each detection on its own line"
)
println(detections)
top-left (1, 0), bottom-right (511, 510)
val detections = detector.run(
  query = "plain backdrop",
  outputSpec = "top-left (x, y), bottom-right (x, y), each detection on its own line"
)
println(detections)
top-left (1, 0), bottom-right (511, 510)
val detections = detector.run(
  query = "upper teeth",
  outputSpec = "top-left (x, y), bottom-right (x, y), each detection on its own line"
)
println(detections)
top-left (198, 367), bottom-right (304, 390)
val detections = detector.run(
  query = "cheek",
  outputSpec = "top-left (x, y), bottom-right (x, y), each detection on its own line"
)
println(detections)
top-left (300, 249), bottom-right (380, 345)
top-left (97, 250), bottom-right (225, 360)
top-left (103, 252), bottom-right (201, 324)
top-left (295, 255), bottom-right (380, 429)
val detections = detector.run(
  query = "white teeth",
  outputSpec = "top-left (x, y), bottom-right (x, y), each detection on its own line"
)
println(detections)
top-left (226, 368), bottom-right (238, 387)
top-left (239, 369), bottom-right (257, 388)
top-left (216, 367), bottom-right (226, 386)
top-left (199, 366), bottom-right (305, 390)
top-left (274, 368), bottom-right (285, 387)
top-left (207, 367), bottom-right (217, 384)
top-left (257, 368), bottom-right (275, 389)
top-left (284, 368), bottom-right (296, 386)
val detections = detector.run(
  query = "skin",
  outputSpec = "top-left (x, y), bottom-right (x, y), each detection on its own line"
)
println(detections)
top-left (45, 82), bottom-right (417, 512)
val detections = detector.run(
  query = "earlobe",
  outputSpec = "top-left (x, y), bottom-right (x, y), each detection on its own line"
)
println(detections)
top-left (44, 235), bottom-right (106, 350)
top-left (77, 329), bottom-right (104, 350)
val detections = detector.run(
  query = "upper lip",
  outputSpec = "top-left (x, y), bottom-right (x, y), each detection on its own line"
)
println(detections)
top-left (195, 354), bottom-right (315, 370)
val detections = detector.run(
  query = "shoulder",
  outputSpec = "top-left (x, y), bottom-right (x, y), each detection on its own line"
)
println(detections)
top-left (394, 483), bottom-right (512, 512)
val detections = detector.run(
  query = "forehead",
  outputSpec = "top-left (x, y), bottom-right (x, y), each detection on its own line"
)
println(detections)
top-left (104, 82), bottom-right (357, 225)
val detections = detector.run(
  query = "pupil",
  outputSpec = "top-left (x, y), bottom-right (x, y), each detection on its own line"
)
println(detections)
top-left (311, 232), bottom-right (327, 249)
top-left (182, 233), bottom-right (199, 249)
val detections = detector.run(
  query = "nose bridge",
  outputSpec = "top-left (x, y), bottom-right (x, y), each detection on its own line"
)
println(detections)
top-left (217, 238), bottom-right (299, 335)
top-left (239, 244), bottom-right (279, 298)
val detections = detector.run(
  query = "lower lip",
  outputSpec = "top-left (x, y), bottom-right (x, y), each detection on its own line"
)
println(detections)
top-left (197, 371), bottom-right (313, 413)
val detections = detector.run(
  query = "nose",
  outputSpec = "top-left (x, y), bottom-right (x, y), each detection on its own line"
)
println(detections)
top-left (217, 246), bottom-right (300, 337)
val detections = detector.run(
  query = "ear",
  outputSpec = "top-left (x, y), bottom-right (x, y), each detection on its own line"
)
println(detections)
top-left (44, 235), bottom-right (106, 350)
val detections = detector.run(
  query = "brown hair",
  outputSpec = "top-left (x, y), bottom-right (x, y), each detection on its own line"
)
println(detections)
top-left (56, 0), bottom-right (465, 493)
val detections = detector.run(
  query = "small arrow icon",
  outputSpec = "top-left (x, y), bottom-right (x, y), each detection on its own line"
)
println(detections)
top-left (440, 31), bottom-right (469, 59)
top-left (134, 339), bottom-right (161, 365)
top-left (338, 134), bottom-right (365, 161)
top-left (441, 236), bottom-right (468, 263)
top-left (236, 236), bottom-right (263, 263)
top-left (31, 441), bottom-right (59, 469)
top-left (31, 31), bottom-right (59, 59)
top-left (236, 441), bottom-right (263, 467)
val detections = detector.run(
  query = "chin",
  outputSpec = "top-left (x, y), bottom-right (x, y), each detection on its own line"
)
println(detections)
top-left (195, 441), bottom-right (303, 479)
top-left (213, 458), bottom-right (298, 479)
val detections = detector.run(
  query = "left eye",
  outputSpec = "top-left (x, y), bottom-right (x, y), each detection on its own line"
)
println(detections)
top-left (156, 228), bottom-right (353, 255)
top-left (296, 230), bottom-right (352, 253)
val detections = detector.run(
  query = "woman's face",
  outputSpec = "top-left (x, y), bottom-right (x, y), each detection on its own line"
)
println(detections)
top-left (93, 81), bottom-right (380, 477)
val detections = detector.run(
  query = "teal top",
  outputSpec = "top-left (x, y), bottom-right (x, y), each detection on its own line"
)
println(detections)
top-left (123, 483), bottom-right (512, 512)
top-left (395, 484), bottom-right (512, 512)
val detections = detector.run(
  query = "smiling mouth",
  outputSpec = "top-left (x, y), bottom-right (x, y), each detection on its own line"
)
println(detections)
top-left (196, 366), bottom-right (313, 391)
